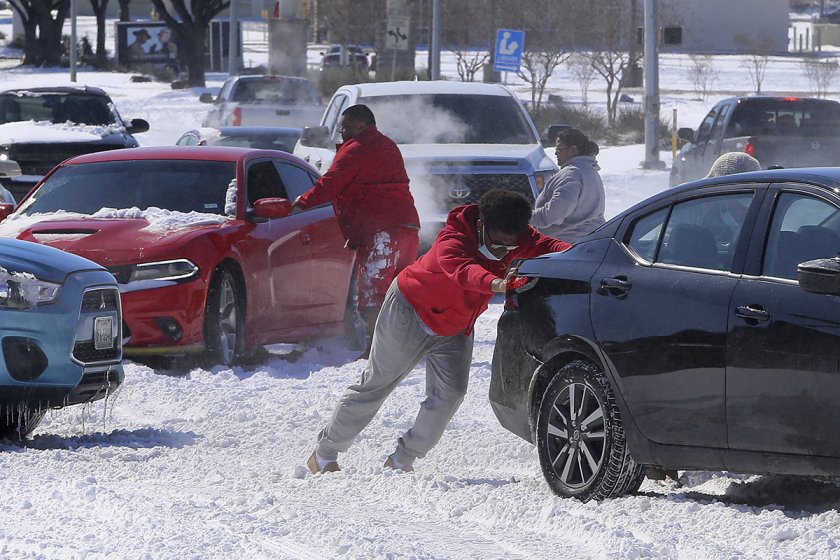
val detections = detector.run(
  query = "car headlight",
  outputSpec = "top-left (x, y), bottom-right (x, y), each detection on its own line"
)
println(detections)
top-left (0, 271), bottom-right (60, 309)
top-left (115, 259), bottom-right (200, 284)
top-left (0, 145), bottom-right (9, 161)
top-left (534, 169), bottom-right (557, 192)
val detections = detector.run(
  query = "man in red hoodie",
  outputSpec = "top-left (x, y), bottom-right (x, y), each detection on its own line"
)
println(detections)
top-left (294, 104), bottom-right (420, 351)
top-left (307, 189), bottom-right (570, 474)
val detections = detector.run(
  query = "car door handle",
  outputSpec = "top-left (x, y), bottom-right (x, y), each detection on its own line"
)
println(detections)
top-left (735, 305), bottom-right (770, 323)
top-left (600, 276), bottom-right (631, 295)
top-left (300, 233), bottom-right (311, 245)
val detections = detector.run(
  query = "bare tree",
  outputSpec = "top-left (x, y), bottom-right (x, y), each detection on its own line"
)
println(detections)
top-left (88, 0), bottom-right (109, 67)
top-left (518, 50), bottom-right (571, 116)
top-left (451, 47), bottom-right (489, 82)
top-left (9, 0), bottom-right (69, 66)
top-left (688, 54), bottom-right (718, 100)
top-left (740, 54), bottom-right (770, 94)
top-left (117, 0), bottom-right (130, 21)
top-left (148, 0), bottom-right (229, 87)
top-left (568, 52), bottom-right (596, 106)
top-left (802, 57), bottom-right (839, 97)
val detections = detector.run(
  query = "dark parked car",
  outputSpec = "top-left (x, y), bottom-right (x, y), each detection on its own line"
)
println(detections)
top-left (0, 86), bottom-right (149, 202)
top-left (176, 126), bottom-right (302, 153)
top-left (491, 167), bottom-right (840, 500)
top-left (320, 44), bottom-right (369, 70)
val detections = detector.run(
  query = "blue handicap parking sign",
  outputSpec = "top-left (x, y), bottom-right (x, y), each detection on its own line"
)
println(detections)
top-left (493, 29), bottom-right (525, 73)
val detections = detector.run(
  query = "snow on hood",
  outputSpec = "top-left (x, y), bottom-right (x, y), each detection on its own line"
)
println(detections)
top-left (0, 207), bottom-right (229, 238)
top-left (0, 120), bottom-right (124, 143)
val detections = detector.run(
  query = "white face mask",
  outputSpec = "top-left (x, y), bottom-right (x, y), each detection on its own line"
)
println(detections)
top-left (478, 223), bottom-right (501, 260)
top-left (479, 243), bottom-right (501, 261)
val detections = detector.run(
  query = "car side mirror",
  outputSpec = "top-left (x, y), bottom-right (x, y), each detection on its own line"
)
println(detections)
top-left (0, 203), bottom-right (13, 221)
top-left (0, 160), bottom-right (21, 178)
top-left (797, 257), bottom-right (840, 295)
top-left (300, 126), bottom-right (331, 148)
top-left (252, 198), bottom-right (292, 219)
top-left (677, 127), bottom-right (695, 143)
top-left (199, 92), bottom-right (215, 104)
top-left (126, 118), bottom-right (150, 134)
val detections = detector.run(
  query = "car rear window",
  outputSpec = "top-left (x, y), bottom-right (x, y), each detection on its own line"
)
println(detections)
top-left (726, 99), bottom-right (840, 137)
top-left (232, 79), bottom-right (316, 104)
top-left (17, 160), bottom-right (237, 216)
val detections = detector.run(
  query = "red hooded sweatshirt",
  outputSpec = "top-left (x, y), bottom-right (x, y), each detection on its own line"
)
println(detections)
top-left (397, 204), bottom-right (570, 336)
top-left (295, 126), bottom-right (419, 245)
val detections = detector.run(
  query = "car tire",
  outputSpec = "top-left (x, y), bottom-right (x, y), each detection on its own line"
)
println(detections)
top-left (535, 360), bottom-right (644, 500)
top-left (0, 408), bottom-right (46, 440)
top-left (204, 267), bottom-right (244, 367)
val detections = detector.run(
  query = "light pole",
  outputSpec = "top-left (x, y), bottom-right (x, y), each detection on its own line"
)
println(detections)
top-left (430, 0), bottom-right (441, 80)
top-left (642, 0), bottom-right (664, 169)
top-left (228, 0), bottom-right (239, 76)
top-left (70, 0), bottom-right (77, 82)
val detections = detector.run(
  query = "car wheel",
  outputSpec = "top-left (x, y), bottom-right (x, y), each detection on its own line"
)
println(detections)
top-left (535, 360), bottom-right (644, 500)
top-left (0, 408), bottom-right (46, 440)
top-left (204, 268), bottom-right (244, 366)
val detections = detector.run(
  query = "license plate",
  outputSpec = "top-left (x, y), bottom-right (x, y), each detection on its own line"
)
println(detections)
top-left (94, 316), bottom-right (113, 350)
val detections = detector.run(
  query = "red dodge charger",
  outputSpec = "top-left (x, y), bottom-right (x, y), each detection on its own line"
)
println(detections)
top-left (0, 146), bottom-right (355, 365)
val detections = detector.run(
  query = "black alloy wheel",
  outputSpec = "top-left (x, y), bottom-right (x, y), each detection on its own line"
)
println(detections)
top-left (535, 360), bottom-right (644, 500)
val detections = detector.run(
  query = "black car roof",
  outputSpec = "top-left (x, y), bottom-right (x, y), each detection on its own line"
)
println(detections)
top-left (0, 85), bottom-right (109, 96)
top-left (617, 167), bottom-right (840, 220)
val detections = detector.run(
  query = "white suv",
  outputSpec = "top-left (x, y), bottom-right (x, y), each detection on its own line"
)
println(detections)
top-left (294, 81), bottom-right (558, 247)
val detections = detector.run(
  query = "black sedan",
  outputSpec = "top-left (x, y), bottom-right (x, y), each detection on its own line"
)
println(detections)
top-left (491, 167), bottom-right (840, 500)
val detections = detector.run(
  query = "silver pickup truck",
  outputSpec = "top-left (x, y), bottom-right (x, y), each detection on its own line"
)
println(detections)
top-left (294, 81), bottom-right (559, 248)
top-left (200, 74), bottom-right (325, 128)
top-left (672, 96), bottom-right (840, 185)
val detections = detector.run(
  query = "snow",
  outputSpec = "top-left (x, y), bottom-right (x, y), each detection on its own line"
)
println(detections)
top-left (0, 11), bottom-right (838, 560)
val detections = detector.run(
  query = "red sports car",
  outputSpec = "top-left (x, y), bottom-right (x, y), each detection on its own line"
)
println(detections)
top-left (0, 146), bottom-right (355, 365)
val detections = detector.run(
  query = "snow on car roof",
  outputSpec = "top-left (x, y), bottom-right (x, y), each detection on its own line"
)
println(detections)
top-left (341, 80), bottom-right (516, 98)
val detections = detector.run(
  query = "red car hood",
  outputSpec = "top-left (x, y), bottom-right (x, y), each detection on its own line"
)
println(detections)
top-left (1, 216), bottom-right (226, 266)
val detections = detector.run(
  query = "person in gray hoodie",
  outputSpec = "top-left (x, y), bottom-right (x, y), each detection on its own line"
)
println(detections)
top-left (531, 128), bottom-right (605, 243)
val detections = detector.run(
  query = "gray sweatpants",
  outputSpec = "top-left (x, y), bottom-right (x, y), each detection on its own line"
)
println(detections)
top-left (315, 279), bottom-right (474, 467)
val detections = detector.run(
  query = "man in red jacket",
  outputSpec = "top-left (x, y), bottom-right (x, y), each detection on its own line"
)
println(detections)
top-left (294, 104), bottom-right (420, 352)
top-left (307, 189), bottom-right (570, 474)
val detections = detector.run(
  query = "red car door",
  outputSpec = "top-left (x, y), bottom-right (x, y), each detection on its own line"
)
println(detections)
top-left (274, 159), bottom-right (354, 328)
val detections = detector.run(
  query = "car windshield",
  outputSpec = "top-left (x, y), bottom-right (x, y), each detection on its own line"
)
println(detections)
top-left (359, 93), bottom-right (538, 144)
top-left (232, 79), bottom-right (315, 104)
top-left (17, 160), bottom-right (236, 216)
top-left (0, 92), bottom-right (116, 126)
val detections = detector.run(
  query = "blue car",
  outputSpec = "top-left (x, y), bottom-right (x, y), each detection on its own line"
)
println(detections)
top-left (0, 238), bottom-right (123, 439)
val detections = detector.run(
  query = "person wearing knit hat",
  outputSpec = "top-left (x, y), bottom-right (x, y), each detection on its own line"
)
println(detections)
top-left (705, 152), bottom-right (761, 178)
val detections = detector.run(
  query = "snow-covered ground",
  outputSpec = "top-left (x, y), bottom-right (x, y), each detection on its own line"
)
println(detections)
top-left (1, 10), bottom-right (840, 559)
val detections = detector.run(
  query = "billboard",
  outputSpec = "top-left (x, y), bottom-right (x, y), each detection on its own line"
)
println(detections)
top-left (115, 22), bottom-right (179, 67)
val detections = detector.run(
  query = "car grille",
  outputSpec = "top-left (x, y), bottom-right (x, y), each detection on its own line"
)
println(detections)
top-left (8, 143), bottom-right (124, 176)
top-left (431, 173), bottom-right (534, 207)
top-left (81, 288), bottom-right (119, 312)
top-left (73, 287), bottom-right (121, 364)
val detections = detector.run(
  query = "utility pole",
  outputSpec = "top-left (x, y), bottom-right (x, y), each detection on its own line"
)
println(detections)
top-left (228, 0), bottom-right (239, 76)
top-left (430, 0), bottom-right (441, 79)
top-left (642, 0), bottom-right (664, 169)
top-left (70, 0), bottom-right (77, 82)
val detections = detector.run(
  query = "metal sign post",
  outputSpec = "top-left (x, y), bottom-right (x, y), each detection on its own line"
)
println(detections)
top-left (385, 15), bottom-right (410, 81)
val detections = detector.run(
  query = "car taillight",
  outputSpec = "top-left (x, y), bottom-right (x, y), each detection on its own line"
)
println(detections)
top-left (744, 139), bottom-right (756, 157)
top-left (504, 276), bottom-right (537, 311)
top-left (232, 107), bottom-right (242, 126)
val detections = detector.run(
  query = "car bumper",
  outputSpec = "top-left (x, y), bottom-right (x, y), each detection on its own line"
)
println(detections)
top-left (0, 269), bottom-right (123, 408)
top-left (119, 277), bottom-right (208, 353)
